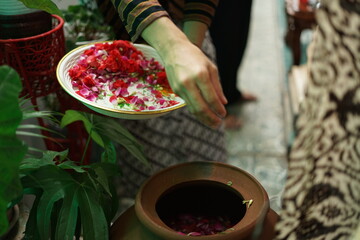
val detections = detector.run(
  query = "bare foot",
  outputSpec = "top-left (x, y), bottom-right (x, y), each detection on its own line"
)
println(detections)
top-left (240, 91), bottom-right (257, 102)
top-left (224, 115), bottom-right (243, 129)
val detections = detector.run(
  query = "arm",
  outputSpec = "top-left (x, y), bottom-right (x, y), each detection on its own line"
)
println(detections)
top-left (182, 20), bottom-right (208, 47)
top-left (111, 0), bottom-right (227, 128)
top-left (182, 0), bottom-right (219, 46)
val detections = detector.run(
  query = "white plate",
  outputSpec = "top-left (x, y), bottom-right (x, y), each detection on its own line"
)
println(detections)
top-left (56, 42), bottom-right (185, 119)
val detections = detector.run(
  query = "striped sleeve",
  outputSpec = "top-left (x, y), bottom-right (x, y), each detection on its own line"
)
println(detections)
top-left (111, 0), bottom-right (170, 42)
top-left (183, 0), bottom-right (219, 26)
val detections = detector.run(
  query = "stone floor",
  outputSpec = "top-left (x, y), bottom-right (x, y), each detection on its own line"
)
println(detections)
top-left (224, 0), bottom-right (294, 213)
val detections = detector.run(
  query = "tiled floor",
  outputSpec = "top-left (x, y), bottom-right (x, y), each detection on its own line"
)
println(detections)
top-left (224, 0), bottom-right (293, 213)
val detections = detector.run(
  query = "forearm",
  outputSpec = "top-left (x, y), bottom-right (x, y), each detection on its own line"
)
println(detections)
top-left (141, 17), bottom-right (189, 54)
top-left (111, 0), bottom-right (168, 42)
top-left (182, 21), bottom-right (208, 47)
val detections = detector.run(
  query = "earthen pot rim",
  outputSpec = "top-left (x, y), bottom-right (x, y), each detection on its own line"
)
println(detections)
top-left (135, 161), bottom-right (270, 239)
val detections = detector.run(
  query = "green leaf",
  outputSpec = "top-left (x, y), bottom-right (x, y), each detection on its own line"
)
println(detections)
top-left (61, 110), bottom-right (148, 165)
top-left (0, 66), bottom-right (23, 136)
top-left (101, 139), bottom-right (117, 163)
top-left (22, 164), bottom-right (114, 240)
top-left (92, 115), bottom-right (148, 165)
top-left (90, 164), bottom-right (114, 196)
top-left (18, 124), bottom-right (65, 138)
top-left (23, 193), bottom-right (42, 240)
top-left (0, 66), bottom-right (27, 235)
top-left (57, 161), bottom-right (86, 173)
top-left (20, 150), bottom-right (68, 174)
top-left (78, 186), bottom-right (109, 240)
top-left (18, 0), bottom-right (63, 17)
top-left (55, 190), bottom-right (79, 240)
top-left (61, 110), bottom-right (104, 147)
top-left (22, 110), bottom-right (55, 121)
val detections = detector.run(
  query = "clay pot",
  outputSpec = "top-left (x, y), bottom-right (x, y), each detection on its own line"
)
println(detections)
top-left (110, 161), bottom-right (278, 240)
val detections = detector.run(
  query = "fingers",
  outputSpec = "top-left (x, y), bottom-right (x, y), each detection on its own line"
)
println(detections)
top-left (209, 62), bottom-right (228, 105)
top-left (180, 84), bottom-right (224, 128)
top-left (196, 64), bottom-right (227, 119)
top-left (159, 43), bottom-right (227, 129)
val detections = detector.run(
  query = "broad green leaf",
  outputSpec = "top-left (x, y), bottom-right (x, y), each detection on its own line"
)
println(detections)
top-left (78, 186), bottom-right (109, 240)
top-left (89, 162), bottom-right (120, 178)
top-left (0, 66), bottom-right (23, 136)
top-left (92, 115), bottom-right (148, 165)
top-left (57, 161), bottom-right (86, 173)
top-left (18, 0), bottom-right (63, 17)
top-left (20, 150), bottom-right (68, 174)
top-left (22, 164), bottom-right (114, 240)
top-left (61, 110), bottom-right (104, 147)
top-left (23, 193), bottom-right (42, 240)
top-left (90, 165), bottom-right (113, 196)
top-left (0, 66), bottom-right (27, 235)
top-left (21, 166), bottom-right (69, 239)
top-left (55, 190), bottom-right (79, 240)
top-left (101, 139), bottom-right (117, 163)
top-left (61, 110), bottom-right (148, 165)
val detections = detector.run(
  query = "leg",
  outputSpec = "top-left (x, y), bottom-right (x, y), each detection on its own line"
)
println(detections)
top-left (209, 0), bottom-right (253, 105)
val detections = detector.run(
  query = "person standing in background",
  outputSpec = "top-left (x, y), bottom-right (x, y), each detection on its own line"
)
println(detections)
top-left (210, 0), bottom-right (257, 129)
top-left (94, 0), bottom-right (228, 200)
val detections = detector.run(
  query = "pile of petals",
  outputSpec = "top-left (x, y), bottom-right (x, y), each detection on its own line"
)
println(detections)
top-left (68, 40), bottom-right (179, 111)
top-left (166, 213), bottom-right (234, 236)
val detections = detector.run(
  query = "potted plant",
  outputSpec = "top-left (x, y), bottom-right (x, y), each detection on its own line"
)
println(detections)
top-left (61, 4), bottom-right (115, 51)
top-left (0, 65), bottom-right (148, 240)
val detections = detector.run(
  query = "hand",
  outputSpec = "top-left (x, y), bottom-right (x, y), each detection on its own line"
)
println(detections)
top-left (161, 39), bottom-right (227, 128)
top-left (141, 17), bottom-right (227, 128)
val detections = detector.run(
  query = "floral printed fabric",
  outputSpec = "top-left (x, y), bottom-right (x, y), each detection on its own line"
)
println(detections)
top-left (275, 0), bottom-right (360, 239)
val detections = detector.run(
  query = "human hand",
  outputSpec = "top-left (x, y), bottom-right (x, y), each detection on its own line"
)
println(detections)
top-left (161, 39), bottom-right (227, 128)
top-left (142, 17), bottom-right (227, 128)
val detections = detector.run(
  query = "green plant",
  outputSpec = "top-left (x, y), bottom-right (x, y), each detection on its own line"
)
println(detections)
top-left (0, 65), bottom-right (27, 236)
top-left (0, 65), bottom-right (148, 239)
top-left (18, 0), bottom-right (63, 17)
top-left (62, 4), bottom-right (115, 51)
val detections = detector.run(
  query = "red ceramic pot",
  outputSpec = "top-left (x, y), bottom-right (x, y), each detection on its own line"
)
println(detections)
top-left (111, 161), bottom-right (278, 240)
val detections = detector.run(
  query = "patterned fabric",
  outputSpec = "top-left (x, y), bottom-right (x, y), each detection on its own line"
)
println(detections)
top-left (114, 31), bottom-right (223, 199)
top-left (111, 0), bottom-right (168, 41)
top-left (116, 108), bottom-right (226, 198)
top-left (96, 0), bottom-right (218, 41)
top-left (275, 0), bottom-right (360, 239)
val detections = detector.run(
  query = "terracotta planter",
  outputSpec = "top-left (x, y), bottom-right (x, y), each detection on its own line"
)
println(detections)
top-left (110, 161), bottom-right (278, 240)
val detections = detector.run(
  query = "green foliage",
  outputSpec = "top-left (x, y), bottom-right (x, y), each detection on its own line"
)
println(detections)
top-left (61, 110), bottom-right (148, 165)
top-left (0, 66), bottom-right (27, 235)
top-left (20, 152), bottom-right (119, 240)
top-left (62, 4), bottom-right (115, 52)
top-left (18, 0), bottom-right (63, 17)
top-left (0, 65), bottom-right (148, 239)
